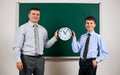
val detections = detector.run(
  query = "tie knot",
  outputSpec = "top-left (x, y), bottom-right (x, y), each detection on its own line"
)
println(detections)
top-left (88, 33), bottom-right (91, 36)
top-left (33, 24), bottom-right (38, 28)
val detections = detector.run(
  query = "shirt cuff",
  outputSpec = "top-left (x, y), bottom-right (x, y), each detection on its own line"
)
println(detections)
top-left (72, 37), bottom-right (77, 41)
top-left (16, 58), bottom-right (22, 63)
top-left (96, 58), bottom-right (102, 63)
top-left (52, 36), bottom-right (58, 42)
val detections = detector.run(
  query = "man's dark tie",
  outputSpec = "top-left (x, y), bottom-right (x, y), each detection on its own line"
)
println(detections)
top-left (83, 33), bottom-right (91, 59)
top-left (34, 25), bottom-right (40, 54)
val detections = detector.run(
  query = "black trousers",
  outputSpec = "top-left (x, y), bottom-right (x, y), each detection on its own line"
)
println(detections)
top-left (78, 58), bottom-right (97, 75)
top-left (20, 54), bottom-right (45, 75)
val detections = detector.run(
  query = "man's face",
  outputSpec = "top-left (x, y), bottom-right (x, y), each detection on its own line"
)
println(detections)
top-left (28, 10), bottom-right (40, 23)
top-left (85, 20), bottom-right (96, 32)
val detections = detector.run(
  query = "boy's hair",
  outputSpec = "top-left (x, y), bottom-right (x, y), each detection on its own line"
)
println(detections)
top-left (85, 16), bottom-right (96, 23)
top-left (29, 8), bottom-right (40, 13)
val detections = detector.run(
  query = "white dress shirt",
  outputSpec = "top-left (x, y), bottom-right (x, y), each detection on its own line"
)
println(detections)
top-left (72, 31), bottom-right (108, 63)
top-left (13, 21), bottom-right (57, 62)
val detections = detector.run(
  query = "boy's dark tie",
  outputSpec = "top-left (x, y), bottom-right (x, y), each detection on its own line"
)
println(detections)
top-left (83, 33), bottom-right (91, 59)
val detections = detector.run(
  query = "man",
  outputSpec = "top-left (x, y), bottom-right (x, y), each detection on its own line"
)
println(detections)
top-left (72, 16), bottom-right (108, 75)
top-left (13, 8), bottom-right (58, 75)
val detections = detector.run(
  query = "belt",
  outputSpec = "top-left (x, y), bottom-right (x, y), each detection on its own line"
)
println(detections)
top-left (80, 58), bottom-right (96, 62)
top-left (25, 55), bottom-right (42, 58)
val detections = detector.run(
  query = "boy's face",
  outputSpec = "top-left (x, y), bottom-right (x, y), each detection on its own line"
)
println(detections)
top-left (28, 10), bottom-right (40, 23)
top-left (85, 20), bottom-right (96, 32)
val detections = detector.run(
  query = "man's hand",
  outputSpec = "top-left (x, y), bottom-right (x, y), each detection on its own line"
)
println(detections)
top-left (16, 62), bottom-right (23, 71)
top-left (54, 30), bottom-right (58, 39)
top-left (92, 60), bottom-right (98, 68)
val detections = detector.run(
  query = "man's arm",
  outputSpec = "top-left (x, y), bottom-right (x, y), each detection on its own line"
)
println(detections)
top-left (44, 30), bottom-right (58, 48)
top-left (13, 27), bottom-right (25, 71)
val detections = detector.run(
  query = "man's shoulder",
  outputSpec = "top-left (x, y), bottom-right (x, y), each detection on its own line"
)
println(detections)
top-left (19, 22), bottom-right (28, 28)
top-left (38, 25), bottom-right (47, 31)
top-left (17, 22), bottom-right (30, 33)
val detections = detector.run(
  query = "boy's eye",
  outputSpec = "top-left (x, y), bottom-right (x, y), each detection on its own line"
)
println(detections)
top-left (86, 22), bottom-right (89, 24)
top-left (32, 13), bottom-right (35, 15)
top-left (36, 14), bottom-right (39, 16)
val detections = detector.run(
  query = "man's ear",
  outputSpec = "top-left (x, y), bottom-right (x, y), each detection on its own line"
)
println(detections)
top-left (94, 23), bottom-right (96, 27)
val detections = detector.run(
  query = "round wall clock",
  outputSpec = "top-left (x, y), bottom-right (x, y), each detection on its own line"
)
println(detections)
top-left (58, 27), bottom-right (72, 41)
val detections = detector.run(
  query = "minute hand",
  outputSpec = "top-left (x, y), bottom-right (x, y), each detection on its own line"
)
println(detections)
top-left (66, 29), bottom-right (69, 33)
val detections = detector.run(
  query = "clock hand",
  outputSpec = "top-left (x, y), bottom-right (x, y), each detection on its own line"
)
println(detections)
top-left (63, 31), bottom-right (66, 34)
top-left (66, 29), bottom-right (69, 33)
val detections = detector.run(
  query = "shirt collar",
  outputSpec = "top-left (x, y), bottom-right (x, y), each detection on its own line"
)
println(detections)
top-left (87, 31), bottom-right (95, 35)
top-left (28, 21), bottom-right (39, 27)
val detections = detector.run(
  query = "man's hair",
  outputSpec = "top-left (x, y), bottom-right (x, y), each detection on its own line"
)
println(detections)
top-left (85, 16), bottom-right (96, 23)
top-left (29, 8), bottom-right (40, 13)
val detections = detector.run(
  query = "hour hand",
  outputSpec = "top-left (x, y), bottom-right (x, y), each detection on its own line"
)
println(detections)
top-left (63, 31), bottom-right (66, 34)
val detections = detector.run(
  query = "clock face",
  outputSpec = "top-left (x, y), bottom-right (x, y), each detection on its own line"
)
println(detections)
top-left (58, 27), bottom-right (72, 41)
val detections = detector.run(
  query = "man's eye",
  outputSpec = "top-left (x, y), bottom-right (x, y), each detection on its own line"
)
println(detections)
top-left (32, 13), bottom-right (35, 15)
top-left (91, 23), bottom-right (93, 24)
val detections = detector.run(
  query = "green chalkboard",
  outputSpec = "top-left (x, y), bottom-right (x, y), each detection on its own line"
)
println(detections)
top-left (19, 3), bottom-right (99, 57)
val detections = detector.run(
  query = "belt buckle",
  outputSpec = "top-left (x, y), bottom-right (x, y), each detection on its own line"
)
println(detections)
top-left (83, 59), bottom-right (86, 62)
top-left (81, 58), bottom-right (86, 62)
top-left (36, 55), bottom-right (41, 57)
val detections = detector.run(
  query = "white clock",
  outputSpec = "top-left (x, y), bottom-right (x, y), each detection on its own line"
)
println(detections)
top-left (58, 27), bottom-right (72, 41)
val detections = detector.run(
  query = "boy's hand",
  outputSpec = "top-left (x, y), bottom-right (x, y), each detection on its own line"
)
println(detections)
top-left (72, 31), bottom-right (76, 38)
